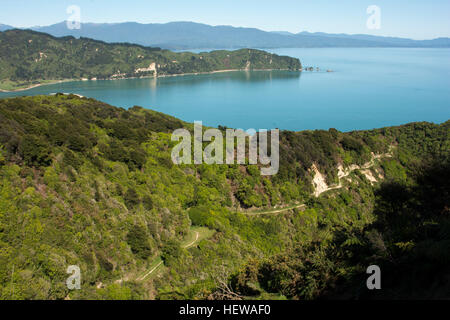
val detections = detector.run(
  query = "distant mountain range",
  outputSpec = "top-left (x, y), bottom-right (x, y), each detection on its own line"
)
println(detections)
top-left (0, 24), bottom-right (13, 32)
top-left (1, 21), bottom-right (450, 49)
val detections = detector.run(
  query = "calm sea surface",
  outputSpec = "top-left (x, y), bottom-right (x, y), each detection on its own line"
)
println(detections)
top-left (1, 48), bottom-right (449, 132)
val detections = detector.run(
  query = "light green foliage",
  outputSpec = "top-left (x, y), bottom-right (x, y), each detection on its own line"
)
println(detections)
top-left (0, 94), bottom-right (447, 299)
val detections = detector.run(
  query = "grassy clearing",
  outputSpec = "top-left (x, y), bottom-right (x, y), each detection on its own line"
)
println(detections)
top-left (138, 226), bottom-right (215, 281)
top-left (182, 226), bottom-right (216, 248)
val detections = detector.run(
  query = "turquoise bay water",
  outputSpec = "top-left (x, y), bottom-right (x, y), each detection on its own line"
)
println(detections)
top-left (1, 48), bottom-right (449, 132)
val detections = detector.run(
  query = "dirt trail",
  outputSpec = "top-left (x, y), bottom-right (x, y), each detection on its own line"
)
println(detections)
top-left (242, 204), bottom-right (306, 216)
top-left (313, 152), bottom-right (392, 196)
top-left (183, 231), bottom-right (199, 248)
top-left (123, 153), bottom-right (393, 283)
top-left (136, 230), bottom-right (201, 281)
top-left (243, 152), bottom-right (392, 215)
top-left (137, 261), bottom-right (164, 281)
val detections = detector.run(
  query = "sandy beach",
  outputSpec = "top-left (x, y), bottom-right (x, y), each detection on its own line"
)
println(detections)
top-left (0, 68), bottom-right (297, 93)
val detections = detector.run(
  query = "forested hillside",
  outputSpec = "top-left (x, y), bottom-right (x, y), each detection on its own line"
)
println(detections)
top-left (0, 95), bottom-right (448, 299)
top-left (0, 29), bottom-right (301, 91)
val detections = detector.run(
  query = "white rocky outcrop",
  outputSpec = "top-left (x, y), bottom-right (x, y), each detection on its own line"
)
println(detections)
top-left (311, 164), bottom-right (331, 197)
top-left (361, 169), bottom-right (378, 183)
top-left (135, 62), bottom-right (157, 75)
top-left (311, 151), bottom-right (392, 197)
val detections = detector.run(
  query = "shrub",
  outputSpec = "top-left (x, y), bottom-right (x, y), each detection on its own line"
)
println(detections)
top-left (63, 149), bottom-right (83, 170)
top-left (188, 206), bottom-right (211, 226)
top-left (18, 134), bottom-right (51, 166)
top-left (161, 239), bottom-right (183, 267)
top-left (126, 225), bottom-right (152, 259)
top-left (124, 188), bottom-right (140, 209)
top-left (341, 136), bottom-right (364, 153)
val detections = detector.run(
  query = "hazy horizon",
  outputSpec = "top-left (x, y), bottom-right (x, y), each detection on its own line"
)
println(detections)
top-left (2, 20), bottom-right (450, 42)
top-left (1, 0), bottom-right (450, 40)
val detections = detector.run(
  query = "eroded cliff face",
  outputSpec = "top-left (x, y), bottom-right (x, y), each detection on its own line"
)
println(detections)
top-left (311, 152), bottom-right (392, 197)
top-left (135, 62), bottom-right (157, 76)
top-left (311, 164), bottom-right (329, 197)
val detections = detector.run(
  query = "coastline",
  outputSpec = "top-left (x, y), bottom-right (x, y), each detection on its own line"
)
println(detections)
top-left (0, 68), bottom-right (300, 93)
top-left (0, 79), bottom-right (74, 93)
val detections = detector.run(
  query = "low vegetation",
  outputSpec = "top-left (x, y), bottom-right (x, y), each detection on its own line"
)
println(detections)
top-left (0, 94), bottom-right (448, 299)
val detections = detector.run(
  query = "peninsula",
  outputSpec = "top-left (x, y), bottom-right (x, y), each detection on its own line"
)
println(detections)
top-left (0, 29), bottom-right (302, 91)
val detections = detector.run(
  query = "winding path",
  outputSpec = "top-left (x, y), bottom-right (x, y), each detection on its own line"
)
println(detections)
top-left (137, 230), bottom-right (202, 281)
top-left (137, 261), bottom-right (164, 281)
top-left (183, 231), bottom-right (200, 248)
top-left (242, 152), bottom-right (392, 215)
top-left (242, 204), bottom-right (306, 216)
top-left (124, 153), bottom-right (393, 285)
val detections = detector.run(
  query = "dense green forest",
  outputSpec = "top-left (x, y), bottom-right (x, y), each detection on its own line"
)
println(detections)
top-left (0, 95), bottom-right (448, 299)
top-left (0, 29), bottom-right (301, 91)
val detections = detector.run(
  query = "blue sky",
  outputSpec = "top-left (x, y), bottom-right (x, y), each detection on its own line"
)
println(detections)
top-left (1, 0), bottom-right (449, 39)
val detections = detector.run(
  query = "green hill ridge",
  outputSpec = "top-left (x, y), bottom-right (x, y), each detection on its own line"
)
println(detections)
top-left (0, 29), bottom-right (301, 91)
top-left (0, 95), bottom-right (448, 299)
